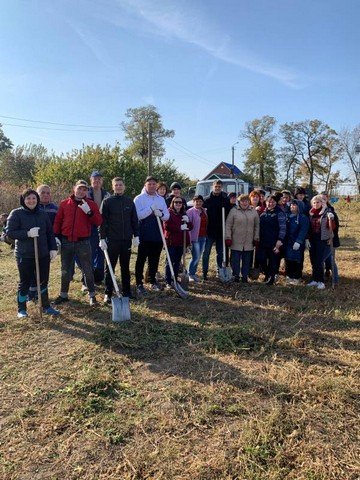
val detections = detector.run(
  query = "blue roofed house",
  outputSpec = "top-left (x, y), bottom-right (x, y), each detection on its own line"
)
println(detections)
top-left (202, 161), bottom-right (244, 180)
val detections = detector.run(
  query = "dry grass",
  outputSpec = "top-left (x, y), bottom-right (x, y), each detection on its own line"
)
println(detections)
top-left (0, 201), bottom-right (359, 480)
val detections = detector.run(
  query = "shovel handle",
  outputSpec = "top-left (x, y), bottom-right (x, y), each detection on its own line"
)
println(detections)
top-left (33, 236), bottom-right (42, 318)
top-left (104, 249), bottom-right (121, 297)
top-left (222, 207), bottom-right (226, 265)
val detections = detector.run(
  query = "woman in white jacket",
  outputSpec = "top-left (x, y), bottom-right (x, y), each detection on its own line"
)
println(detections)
top-left (225, 194), bottom-right (260, 283)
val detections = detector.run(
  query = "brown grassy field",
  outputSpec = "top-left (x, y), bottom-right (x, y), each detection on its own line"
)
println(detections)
top-left (0, 201), bottom-right (359, 480)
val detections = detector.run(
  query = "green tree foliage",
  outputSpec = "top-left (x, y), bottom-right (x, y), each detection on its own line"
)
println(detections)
top-left (34, 143), bottom-right (190, 197)
top-left (0, 124), bottom-right (13, 152)
top-left (241, 116), bottom-right (277, 187)
top-left (280, 120), bottom-right (338, 196)
top-left (0, 144), bottom-right (48, 186)
top-left (122, 105), bottom-right (175, 161)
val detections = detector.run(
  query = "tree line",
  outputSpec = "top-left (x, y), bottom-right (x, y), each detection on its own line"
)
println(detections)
top-left (0, 106), bottom-right (359, 196)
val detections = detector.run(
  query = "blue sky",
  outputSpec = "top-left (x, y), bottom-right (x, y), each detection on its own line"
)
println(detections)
top-left (1, 0), bottom-right (359, 182)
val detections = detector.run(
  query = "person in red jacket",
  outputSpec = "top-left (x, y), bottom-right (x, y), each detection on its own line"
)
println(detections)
top-left (163, 197), bottom-right (193, 287)
top-left (53, 180), bottom-right (102, 305)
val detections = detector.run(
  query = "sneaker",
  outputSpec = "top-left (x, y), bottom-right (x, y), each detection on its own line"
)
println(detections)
top-left (307, 281), bottom-right (318, 287)
top-left (89, 296), bottom-right (97, 306)
top-left (104, 294), bottom-right (112, 304)
top-left (151, 282), bottom-right (162, 292)
top-left (137, 285), bottom-right (147, 296)
top-left (53, 296), bottom-right (69, 305)
top-left (317, 282), bottom-right (325, 290)
top-left (17, 310), bottom-right (28, 319)
top-left (43, 306), bottom-right (60, 316)
top-left (189, 274), bottom-right (199, 283)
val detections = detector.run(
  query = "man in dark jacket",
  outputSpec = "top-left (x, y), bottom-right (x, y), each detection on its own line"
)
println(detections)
top-left (53, 180), bottom-right (102, 305)
top-left (202, 180), bottom-right (231, 280)
top-left (99, 177), bottom-right (139, 301)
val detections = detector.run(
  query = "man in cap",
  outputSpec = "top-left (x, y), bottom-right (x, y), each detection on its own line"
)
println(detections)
top-left (134, 176), bottom-right (170, 295)
top-left (166, 182), bottom-right (187, 209)
top-left (53, 180), bottom-right (102, 305)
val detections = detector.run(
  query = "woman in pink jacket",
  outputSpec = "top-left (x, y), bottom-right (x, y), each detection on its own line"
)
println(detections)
top-left (186, 195), bottom-right (208, 282)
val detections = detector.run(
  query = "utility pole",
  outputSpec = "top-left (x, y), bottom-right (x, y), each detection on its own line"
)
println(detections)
top-left (231, 141), bottom-right (239, 178)
top-left (148, 119), bottom-right (153, 176)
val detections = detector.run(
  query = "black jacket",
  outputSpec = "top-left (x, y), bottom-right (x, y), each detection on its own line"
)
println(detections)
top-left (100, 194), bottom-right (139, 242)
top-left (203, 191), bottom-right (231, 239)
top-left (6, 206), bottom-right (56, 259)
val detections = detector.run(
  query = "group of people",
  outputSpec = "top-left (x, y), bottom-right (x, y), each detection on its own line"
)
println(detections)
top-left (4, 172), bottom-right (339, 319)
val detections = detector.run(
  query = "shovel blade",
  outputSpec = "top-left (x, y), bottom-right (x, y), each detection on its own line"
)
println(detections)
top-left (179, 271), bottom-right (189, 291)
top-left (219, 266), bottom-right (232, 283)
top-left (111, 296), bottom-right (131, 322)
top-left (172, 281), bottom-right (189, 299)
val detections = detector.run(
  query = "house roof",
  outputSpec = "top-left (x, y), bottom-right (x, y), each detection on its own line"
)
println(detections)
top-left (222, 162), bottom-right (242, 175)
top-left (202, 161), bottom-right (243, 180)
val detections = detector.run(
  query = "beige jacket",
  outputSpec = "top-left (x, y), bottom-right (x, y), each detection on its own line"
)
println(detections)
top-left (225, 206), bottom-right (260, 251)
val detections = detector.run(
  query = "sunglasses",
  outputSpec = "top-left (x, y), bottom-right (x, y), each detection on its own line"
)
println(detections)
top-left (173, 201), bottom-right (183, 204)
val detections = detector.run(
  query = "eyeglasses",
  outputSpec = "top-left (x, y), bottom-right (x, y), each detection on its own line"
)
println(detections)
top-left (173, 201), bottom-right (183, 204)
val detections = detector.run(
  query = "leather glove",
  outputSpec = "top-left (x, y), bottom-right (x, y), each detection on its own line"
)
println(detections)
top-left (327, 212), bottom-right (334, 220)
top-left (225, 239), bottom-right (232, 247)
top-left (182, 214), bottom-right (189, 223)
top-left (27, 227), bottom-right (40, 238)
top-left (180, 224), bottom-right (188, 231)
top-left (49, 250), bottom-right (58, 261)
top-left (293, 242), bottom-right (300, 251)
top-left (305, 239), bottom-right (311, 250)
top-left (99, 239), bottom-right (107, 251)
top-left (78, 200), bottom-right (91, 214)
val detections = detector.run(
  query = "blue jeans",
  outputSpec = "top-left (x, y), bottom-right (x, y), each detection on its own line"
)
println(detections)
top-left (202, 237), bottom-right (223, 275)
top-left (189, 237), bottom-right (206, 276)
top-left (231, 249), bottom-right (252, 279)
top-left (309, 237), bottom-right (331, 283)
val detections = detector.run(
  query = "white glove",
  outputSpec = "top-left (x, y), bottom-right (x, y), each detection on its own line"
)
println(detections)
top-left (153, 208), bottom-right (163, 217)
top-left (132, 236), bottom-right (140, 247)
top-left (305, 239), bottom-right (311, 250)
top-left (182, 214), bottom-right (189, 223)
top-left (78, 200), bottom-right (91, 214)
top-left (293, 242), bottom-right (300, 251)
top-left (180, 224), bottom-right (188, 231)
top-left (99, 239), bottom-right (107, 251)
top-left (49, 250), bottom-right (58, 261)
top-left (327, 212), bottom-right (334, 220)
top-left (55, 237), bottom-right (61, 248)
top-left (27, 227), bottom-right (40, 238)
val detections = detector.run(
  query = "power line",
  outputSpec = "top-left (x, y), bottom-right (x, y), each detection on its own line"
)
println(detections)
top-left (0, 114), bottom-right (120, 129)
top-left (165, 139), bottom-right (214, 167)
top-left (2, 122), bottom-right (121, 133)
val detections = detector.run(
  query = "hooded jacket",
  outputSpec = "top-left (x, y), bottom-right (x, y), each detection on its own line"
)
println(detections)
top-left (6, 196), bottom-right (56, 259)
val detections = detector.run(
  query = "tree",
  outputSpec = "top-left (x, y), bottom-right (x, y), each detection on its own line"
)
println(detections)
top-left (0, 144), bottom-right (48, 186)
top-left (0, 124), bottom-right (13, 153)
top-left (338, 125), bottom-right (360, 194)
top-left (241, 116), bottom-right (277, 187)
top-left (121, 105), bottom-right (175, 161)
top-left (313, 138), bottom-right (344, 193)
top-left (280, 119), bottom-right (337, 196)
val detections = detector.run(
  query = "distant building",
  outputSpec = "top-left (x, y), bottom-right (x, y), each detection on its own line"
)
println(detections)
top-left (202, 162), bottom-right (244, 181)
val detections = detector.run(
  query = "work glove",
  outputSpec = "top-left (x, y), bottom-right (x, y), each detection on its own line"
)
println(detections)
top-left (181, 214), bottom-right (189, 223)
top-left (99, 239), bottom-right (107, 251)
top-left (55, 237), bottom-right (61, 248)
top-left (78, 200), bottom-right (91, 215)
top-left (180, 224), bottom-right (188, 231)
top-left (225, 239), bottom-right (232, 247)
top-left (327, 212), bottom-right (334, 220)
top-left (132, 236), bottom-right (140, 247)
top-left (293, 242), bottom-right (300, 251)
top-left (152, 208), bottom-right (163, 217)
top-left (305, 239), bottom-right (311, 250)
top-left (27, 227), bottom-right (40, 238)
top-left (49, 250), bottom-right (58, 261)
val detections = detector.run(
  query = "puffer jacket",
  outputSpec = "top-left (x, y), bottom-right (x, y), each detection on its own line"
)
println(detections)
top-left (284, 200), bottom-right (310, 262)
top-left (53, 195), bottom-right (102, 242)
top-left (225, 206), bottom-right (259, 251)
top-left (6, 204), bottom-right (56, 259)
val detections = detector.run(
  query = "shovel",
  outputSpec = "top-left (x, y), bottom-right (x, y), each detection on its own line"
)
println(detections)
top-left (33, 236), bottom-right (43, 319)
top-left (218, 207), bottom-right (232, 283)
top-left (104, 249), bottom-right (131, 322)
top-left (179, 229), bottom-right (189, 290)
top-left (156, 215), bottom-right (189, 299)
